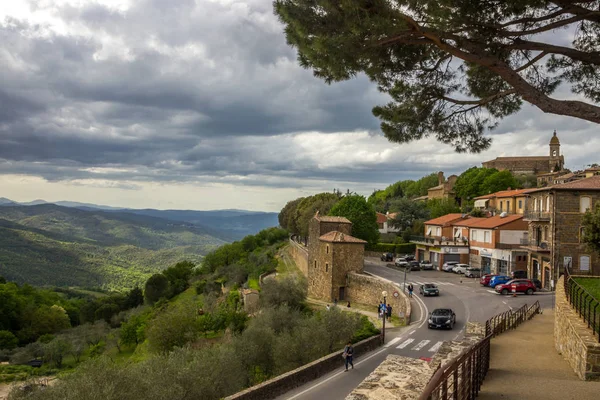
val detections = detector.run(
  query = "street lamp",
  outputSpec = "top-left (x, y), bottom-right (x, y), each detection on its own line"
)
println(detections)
top-left (381, 290), bottom-right (388, 344)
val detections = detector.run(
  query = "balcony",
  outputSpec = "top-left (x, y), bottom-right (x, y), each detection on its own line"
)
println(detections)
top-left (519, 239), bottom-right (551, 252)
top-left (411, 236), bottom-right (469, 247)
top-left (523, 211), bottom-right (551, 221)
top-left (495, 243), bottom-right (526, 250)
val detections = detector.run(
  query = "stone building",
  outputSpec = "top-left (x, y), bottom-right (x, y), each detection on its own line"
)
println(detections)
top-left (307, 213), bottom-right (366, 302)
top-left (482, 131), bottom-right (564, 175)
top-left (522, 175), bottom-right (600, 290)
top-left (427, 171), bottom-right (458, 200)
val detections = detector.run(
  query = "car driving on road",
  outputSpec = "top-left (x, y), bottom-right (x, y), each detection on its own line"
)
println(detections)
top-left (465, 267), bottom-right (481, 278)
top-left (495, 279), bottom-right (537, 295)
top-left (420, 260), bottom-right (434, 270)
top-left (419, 284), bottom-right (439, 296)
top-left (428, 308), bottom-right (456, 330)
top-left (442, 261), bottom-right (459, 272)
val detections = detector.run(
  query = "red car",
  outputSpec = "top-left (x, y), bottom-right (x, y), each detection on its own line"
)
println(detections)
top-left (495, 279), bottom-right (537, 295)
top-left (480, 274), bottom-right (498, 286)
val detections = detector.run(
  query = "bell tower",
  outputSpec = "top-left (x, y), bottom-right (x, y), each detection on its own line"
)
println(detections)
top-left (549, 130), bottom-right (562, 171)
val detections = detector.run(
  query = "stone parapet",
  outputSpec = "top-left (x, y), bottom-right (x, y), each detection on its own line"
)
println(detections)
top-left (287, 239), bottom-right (308, 277)
top-left (346, 355), bottom-right (434, 400)
top-left (224, 334), bottom-right (381, 400)
top-left (347, 272), bottom-right (411, 324)
top-left (554, 276), bottom-right (600, 380)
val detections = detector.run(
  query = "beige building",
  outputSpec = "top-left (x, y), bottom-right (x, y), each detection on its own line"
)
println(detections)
top-left (474, 188), bottom-right (532, 214)
top-left (482, 131), bottom-right (564, 175)
top-left (307, 214), bottom-right (366, 302)
top-left (427, 171), bottom-right (458, 200)
top-left (522, 175), bottom-right (600, 289)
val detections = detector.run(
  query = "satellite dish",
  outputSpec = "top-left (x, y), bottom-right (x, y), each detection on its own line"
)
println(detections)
top-left (540, 242), bottom-right (548, 249)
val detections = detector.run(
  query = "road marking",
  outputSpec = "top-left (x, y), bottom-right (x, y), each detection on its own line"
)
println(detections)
top-left (434, 282), bottom-right (454, 286)
top-left (428, 341), bottom-right (443, 353)
top-left (408, 330), bottom-right (416, 335)
top-left (385, 337), bottom-right (402, 347)
top-left (414, 281), bottom-right (424, 285)
top-left (487, 290), bottom-right (497, 294)
top-left (284, 346), bottom-right (389, 399)
top-left (396, 338), bottom-right (415, 349)
top-left (412, 340), bottom-right (431, 351)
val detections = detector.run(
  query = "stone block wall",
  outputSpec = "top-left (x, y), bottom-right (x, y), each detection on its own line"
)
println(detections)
top-left (554, 276), bottom-right (600, 380)
top-left (224, 334), bottom-right (381, 400)
top-left (288, 239), bottom-right (308, 277)
top-left (346, 272), bottom-right (411, 322)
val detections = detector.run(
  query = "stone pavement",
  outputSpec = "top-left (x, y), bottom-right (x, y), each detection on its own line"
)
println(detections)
top-left (478, 309), bottom-right (600, 400)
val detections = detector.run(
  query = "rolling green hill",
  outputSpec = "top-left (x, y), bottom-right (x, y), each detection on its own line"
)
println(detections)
top-left (0, 205), bottom-right (227, 290)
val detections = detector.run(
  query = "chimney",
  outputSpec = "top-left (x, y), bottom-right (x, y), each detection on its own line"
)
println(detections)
top-left (438, 171), bottom-right (445, 185)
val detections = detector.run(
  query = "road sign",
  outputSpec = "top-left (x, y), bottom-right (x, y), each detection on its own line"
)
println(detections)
top-left (393, 291), bottom-right (399, 298)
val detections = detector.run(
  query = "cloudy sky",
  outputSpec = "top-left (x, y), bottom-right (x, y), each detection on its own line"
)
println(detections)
top-left (1, 0), bottom-right (598, 212)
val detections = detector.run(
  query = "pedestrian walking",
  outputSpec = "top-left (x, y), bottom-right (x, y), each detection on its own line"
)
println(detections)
top-left (408, 284), bottom-right (414, 298)
top-left (378, 302), bottom-right (383, 318)
top-left (386, 303), bottom-right (392, 322)
top-left (334, 298), bottom-right (338, 306)
top-left (326, 304), bottom-right (330, 311)
top-left (347, 301), bottom-right (351, 308)
top-left (342, 341), bottom-right (354, 371)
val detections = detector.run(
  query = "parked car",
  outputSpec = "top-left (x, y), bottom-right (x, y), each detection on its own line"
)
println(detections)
top-left (442, 261), bottom-right (459, 272)
top-left (380, 252), bottom-right (394, 262)
top-left (419, 283), bottom-right (439, 296)
top-left (428, 308), bottom-right (456, 330)
top-left (403, 254), bottom-right (416, 261)
top-left (511, 270), bottom-right (528, 279)
top-left (395, 258), bottom-right (409, 268)
top-left (452, 264), bottom-right (469, 274)
top-left (420, 260), bottom-right (434, 270)
top-left (532, 279), bottom-right (542, 290)
top-left (488, 275), bottom-right (512, 288)
top-left (480, 274), bottom-right (498, 286)
top-left (465, 267), bottom-right (481, 278)
top-left (409, 261), bottom-right (421, 271)
top-left (495, 279), bottom-right (537, 295)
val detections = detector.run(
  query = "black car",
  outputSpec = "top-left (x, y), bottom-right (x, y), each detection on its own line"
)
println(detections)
top-left (428, 308), bottom-right (456, 330)
top-left (511, 270), bottom-right (528, 279)
top-left (404, 254), bottom-right (416, 262)
top-left (532, 278), bottom-right (542, 289)
top-left (409, 261), bottom-right (421, 271)
top-left (380, 253), bottom-right (394, 262)
top-left (419, 283), bottom-right (439, 296)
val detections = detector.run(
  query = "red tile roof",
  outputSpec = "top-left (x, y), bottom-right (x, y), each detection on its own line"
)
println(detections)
top-left (319, 231), bottom-right (367, 244)
top-left (464, 214), bottom-right (524, 229)
top-left (528, 175), bottom-right (600, 192)
top-left (376, 212), bottom-right (388, 224)
top-left (315, 215), bottom-right (352, 223)
top-left (424, 213), bottom-right (465, 226)
top-left (474, 188), bottom-right (533, 200)
top-left (452, 217), bottom-right (489, 227)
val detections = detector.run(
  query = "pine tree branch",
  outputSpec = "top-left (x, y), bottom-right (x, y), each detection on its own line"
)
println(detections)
top-left (515, 52), bottom-right (548, 72)
top-left (508, 39), bottom-right (600, 64)
top-left (498, 13), bottom-right (599, 37)
top-left (441, 89), bottom-right (517, 106)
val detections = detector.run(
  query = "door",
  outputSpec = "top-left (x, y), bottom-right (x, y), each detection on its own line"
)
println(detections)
top-left (338, 287), bottom-right (345, 301)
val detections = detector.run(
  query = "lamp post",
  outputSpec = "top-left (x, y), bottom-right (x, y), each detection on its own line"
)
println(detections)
top-left (381, 290), bottom-right (388, 344)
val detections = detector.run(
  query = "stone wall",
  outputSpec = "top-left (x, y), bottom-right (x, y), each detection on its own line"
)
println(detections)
top-left (288, 239), bottom-right (308, 277)
top-left (554, 276), bottom-right (600, 380)
top-left (224, 334), bottom-right (381, 400)
top-left (346, 272), bottom-right (411, 323)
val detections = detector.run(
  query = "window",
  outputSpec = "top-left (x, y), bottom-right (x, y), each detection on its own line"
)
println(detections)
top-left (426, 227), bottom-right (432, 236)
top-left (314, 260), bottom-right (317, 269)
top-left (454, 228), bottom-right (461, 238)
top-left (471, 230), bottom-right (477, 241)
top-left (518, 200), bottom-right (523, 209)
top-left (436, 227), bottom-right (441, 236)
top-left (580, 255), bottom-right (590, 271)
top-left (507, 201), bottom-right (510, 212)
top-left (534, 198), bottom-right (538, 211)
top-left (325, 263), bottom-right (329, 272)
top-left (546, 196), bottom-right (550, 211)
top-left (484, 231), bottom-right (491, 243)
top-left (326, 245), bottom-right (329, 254)
top-left (544, 226), bottom-right (548, 241)
top-left (580, 196), bottom-right (591, 213)
top-left (580, 227), bottom-right (586, 243)
top-left (499, 201), bottom-right (503, 211)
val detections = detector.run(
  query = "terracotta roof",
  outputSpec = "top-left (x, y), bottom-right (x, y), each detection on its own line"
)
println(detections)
top-left (474, 188), bottom-right (534, 200)
top-left (465, 214), bottom-right (524, 229)
top-left (315, 215), bottom-right (352, 223)
top-left (537, 171), bottom-right (562, 177)
top-left (528, 175), bottom-right (600, 192)
top-left (376, 212), bottom-right (387, 224)
top-left (319, 231), bottom-right (367, 244)
top-left (428, 184), bottom-right (444, 191)
top-left (555, 172), bottom-right (575, 181)
top-left (585, 166), bottom-right (600, 172)
top-left (424, 213), bottom-right (465, 226)
top-left (452, 217), bottom-right (489, 227)
top-left (387, 212), bottom-right (398, 219)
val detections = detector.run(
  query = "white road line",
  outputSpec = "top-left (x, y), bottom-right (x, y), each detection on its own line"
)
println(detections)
top-left (412, 340), bottom-right (431, 351)
top-left (428, 341), bottom-right (443, 353)
top-left (487, 290), bottom-right (497, 294)
top-left (284, 346), bottom-right (389, 399)
top-left (414, 281), bottom-right (424, 285)
top-left (385, 337), bottom-right (403, 348)
top-left (396, 338), bottom-right (415, 349)
top-left (408, 330), bottom-right (416, 335)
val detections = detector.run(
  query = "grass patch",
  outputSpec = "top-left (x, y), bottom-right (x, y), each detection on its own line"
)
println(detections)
top-left (574, 278), bottom-right (600, 300)
top-left (247, 278), bottom-right (260, 290)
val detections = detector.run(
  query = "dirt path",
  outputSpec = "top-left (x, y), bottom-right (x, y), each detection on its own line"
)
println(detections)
top-left (0, 383), bottom-right (11, 400)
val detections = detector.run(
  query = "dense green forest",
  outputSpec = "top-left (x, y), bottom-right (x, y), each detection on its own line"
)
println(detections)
top-left (1, 227), bottom-right (378, 400)
top-left (0, 205), bottom-right (227, 290)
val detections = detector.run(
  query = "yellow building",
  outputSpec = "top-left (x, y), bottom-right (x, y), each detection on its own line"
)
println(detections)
top-left (474, 189), bottom-right (534, 214)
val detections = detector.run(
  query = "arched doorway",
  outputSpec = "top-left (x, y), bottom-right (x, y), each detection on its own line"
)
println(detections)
top-left (532, 259), bottom-right (540, 280)
top-left (543, 266), bottom-right (551, 289)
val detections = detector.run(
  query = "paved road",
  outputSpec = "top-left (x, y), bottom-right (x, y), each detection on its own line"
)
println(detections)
top-left (276, 260), bottom-right (555, 400)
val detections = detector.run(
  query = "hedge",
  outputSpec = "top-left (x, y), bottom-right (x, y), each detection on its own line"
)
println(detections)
top-left (365, 243), bottom-right (416, 254)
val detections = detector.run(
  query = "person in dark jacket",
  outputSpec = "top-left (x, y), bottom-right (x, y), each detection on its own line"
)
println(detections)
top-left (343, 341), bottom-right (354, 371)
top-left (386, 303), bottom-right (392, 322)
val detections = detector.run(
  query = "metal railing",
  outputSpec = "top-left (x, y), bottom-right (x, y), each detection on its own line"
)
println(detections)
top-left (411, 236), bottom-right (469, 246)
top-left (564, 267), bottom-right (600, 342)
top-left (523, 211), bottom-right (551, 221)
top-left (419, 301), bottom-right (541, 400)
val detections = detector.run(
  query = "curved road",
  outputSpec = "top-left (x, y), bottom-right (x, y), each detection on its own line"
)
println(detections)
top-left (276, 259), bottom-right (555, 400)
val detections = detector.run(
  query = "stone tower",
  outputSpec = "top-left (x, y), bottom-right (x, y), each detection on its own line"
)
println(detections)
top-left (549, 130), bottom-right (562, 171)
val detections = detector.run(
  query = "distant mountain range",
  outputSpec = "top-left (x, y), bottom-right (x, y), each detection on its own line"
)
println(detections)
top-left (0, 198), bottom-right (279, 241)
top-left (0, 199), bottom-right (279, 289)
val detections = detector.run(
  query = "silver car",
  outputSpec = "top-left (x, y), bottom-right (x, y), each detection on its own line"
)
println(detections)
top-left (465, 267), bottom-right (481, 278)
